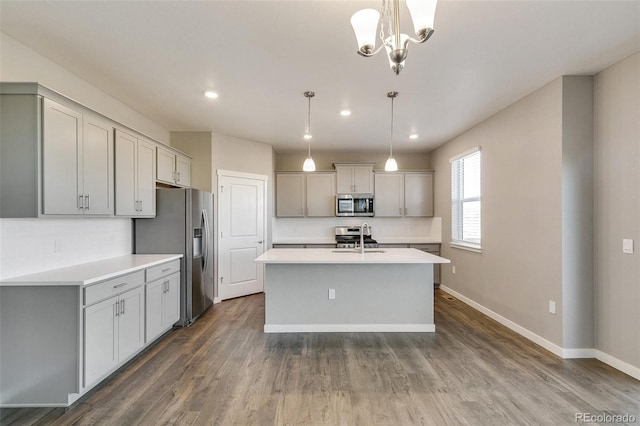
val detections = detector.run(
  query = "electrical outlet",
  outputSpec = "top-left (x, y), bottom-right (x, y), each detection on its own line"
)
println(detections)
top-left (452, 265), bottom-right (456, 274)
top-left (549, 300), bottom-right (556, 315)
top-left (328, 288), bottom-right (336, 300)
top-left (623, 239), bottom-right (634, 254)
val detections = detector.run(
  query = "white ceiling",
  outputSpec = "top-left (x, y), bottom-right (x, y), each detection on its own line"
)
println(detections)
top-left (1, 1), bottom-right (639, 153)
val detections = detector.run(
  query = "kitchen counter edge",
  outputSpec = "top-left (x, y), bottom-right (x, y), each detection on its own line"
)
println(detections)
top-left (0, 254), bottom-right (183, 287)
top-left (255, 248), bottom-right (450, 264)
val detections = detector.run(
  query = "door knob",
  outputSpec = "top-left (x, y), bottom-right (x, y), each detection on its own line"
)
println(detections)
top-left (257, 240), bottom-right (263, 244)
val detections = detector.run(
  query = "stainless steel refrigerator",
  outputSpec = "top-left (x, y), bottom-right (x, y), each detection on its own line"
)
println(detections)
top-left (134, 188), bottom-right (214, 326)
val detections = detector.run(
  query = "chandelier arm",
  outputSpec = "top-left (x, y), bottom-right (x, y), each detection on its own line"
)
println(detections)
top-left (405, 28), bottom-right (435, 46)
top-left (356, 44), bottom-right (388, 57)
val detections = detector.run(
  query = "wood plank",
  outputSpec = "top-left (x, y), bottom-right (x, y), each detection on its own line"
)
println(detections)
top-left (1, 290), bottom-right (638, 425)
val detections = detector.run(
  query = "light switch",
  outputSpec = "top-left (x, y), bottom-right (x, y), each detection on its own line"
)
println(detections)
top-left (623, 239), bottom-right (634, 254)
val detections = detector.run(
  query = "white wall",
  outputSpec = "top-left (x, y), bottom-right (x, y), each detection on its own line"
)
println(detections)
top-left (276, 151), bottom-right (430, 171)
top-left (0, 32), bottom-right (169, 143)
top-left (594, 52), bottom-right (640, 371)
top-left (0, 32), bottom-right (171, 278)
top-left (171, 131), bottom-right (212, 192)
top-left (0, 218), bottom-right (132, 279)
top-left (211, 132), bottom-right (275, 298)
top-left (431, 78), bottom-right (565, 347)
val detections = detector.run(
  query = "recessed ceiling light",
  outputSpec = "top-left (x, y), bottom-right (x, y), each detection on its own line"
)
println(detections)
top-left (204, 91), bottom-right (219, 99)
top-left (409, 133), bottom-right (419, 139)
top-left (340, 110), bottom-right (352, 117)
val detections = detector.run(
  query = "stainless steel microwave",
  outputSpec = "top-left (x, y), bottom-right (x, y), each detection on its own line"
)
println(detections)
top-left (336, 194), bottom-right (374, 217)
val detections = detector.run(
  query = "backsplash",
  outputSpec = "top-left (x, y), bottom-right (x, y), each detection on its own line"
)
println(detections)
top-left (272, 217), bottom-right (442, 243)
top-left (0, 218), bottom-right (132, 279)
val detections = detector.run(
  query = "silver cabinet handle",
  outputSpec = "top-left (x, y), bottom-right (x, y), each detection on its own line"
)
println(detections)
top-left (78, 195), bottom-right (84, 210)
top-left (121, 299), bottom-right (125, 315)
top-left (404, 207), bottom-right (407, 216)
top-left (399, 207), bottom-right (402, 215)
top-left (164, 280), bottom-right (169, 293)
top-left (177, 172), bottom-right (180, 182)
top-left (85, 194), bottom-right (90, 210)
top-left (115, 300), bottom-right (120, 317)
top-left (113, 282), bottom-right (128, 289)
top-left (161, 268), bottom-right (170, 273)
top-left (139, 200), bottom-right (143, 212)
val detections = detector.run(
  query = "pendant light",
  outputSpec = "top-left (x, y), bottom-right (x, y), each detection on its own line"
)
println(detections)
top-left (385, 91), bottom-right (399, 171)
top-left (302, 91), bottom-right (316, 172)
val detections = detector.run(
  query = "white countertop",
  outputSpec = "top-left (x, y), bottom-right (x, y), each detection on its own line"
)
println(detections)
top-left (0, 254), bottom-right (183, 287)
top-left (272, 238), bottom-right (441, 245)
top-left (255, 248), bottom-right (450, 264)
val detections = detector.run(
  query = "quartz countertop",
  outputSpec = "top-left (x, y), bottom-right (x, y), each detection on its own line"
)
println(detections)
top-left (255, 248), bottom-right (450, 264)
top-left (0, 254), bottom-right (183, 287)
top-left (272, 238), bottom-right (441, 245)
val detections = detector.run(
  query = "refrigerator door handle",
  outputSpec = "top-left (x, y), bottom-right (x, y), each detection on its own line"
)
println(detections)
top-left (202, 209), bottom-right (210, 274)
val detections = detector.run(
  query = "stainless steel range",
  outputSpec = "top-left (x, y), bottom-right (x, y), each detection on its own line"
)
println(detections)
top-left (335, 225), bottom-right (378, 249)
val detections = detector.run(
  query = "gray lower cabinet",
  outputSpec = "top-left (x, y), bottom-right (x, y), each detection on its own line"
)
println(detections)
top-left (84, 285), bottom-right (144, 388)
top-left (377, 243), bottom-right (441, 286)
top-left (0, 256), bottom-right (181, 407)
top-left (145, 271), bottom-right (180, 344)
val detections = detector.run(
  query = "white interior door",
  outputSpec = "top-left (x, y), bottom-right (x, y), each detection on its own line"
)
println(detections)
top-left (218, 172), bottom-right (266, 300)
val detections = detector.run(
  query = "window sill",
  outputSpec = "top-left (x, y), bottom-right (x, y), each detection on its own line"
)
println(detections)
top-left (450, 242), bottom-right (482, 254)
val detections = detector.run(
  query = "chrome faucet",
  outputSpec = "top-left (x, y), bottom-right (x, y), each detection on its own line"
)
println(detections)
top-left (360, 223), bottom-right (369, 254)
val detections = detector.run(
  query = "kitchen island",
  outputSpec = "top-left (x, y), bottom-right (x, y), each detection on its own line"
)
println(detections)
top-left (254, 248), bottom-right (450, 333)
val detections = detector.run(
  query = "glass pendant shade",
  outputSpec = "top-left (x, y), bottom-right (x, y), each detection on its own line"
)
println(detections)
top-left (406, 0), bottom-right (437, 35)
top-left (303, 156), bottom-right (316, 172)
top-left (385, 156), bottom-right (398, 172)
top-left (350, 9), bottom-right (380, 52)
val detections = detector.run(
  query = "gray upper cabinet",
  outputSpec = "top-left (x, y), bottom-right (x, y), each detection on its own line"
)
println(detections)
top-left (0, 91), bottom-right (113, 217)
top-left (276, 172), bottom-right (337, 217)
top-left (156, 145), bottom-right (191, 188)
top-left (42, 99), bottom-right (114, 216)
top-left (115, 130), bottom-right (156, 217)
top-left (374, 171), bottom-right (434, 218)
top-left (335, 164), bottom-right (374, 194)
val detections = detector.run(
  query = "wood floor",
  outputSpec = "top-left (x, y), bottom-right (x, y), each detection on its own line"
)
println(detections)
top-left (2, 290), bottom-right (639, 425)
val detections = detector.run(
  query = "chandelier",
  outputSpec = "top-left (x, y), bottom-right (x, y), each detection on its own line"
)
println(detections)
top-left (350, 0), bottom-right (438, 75)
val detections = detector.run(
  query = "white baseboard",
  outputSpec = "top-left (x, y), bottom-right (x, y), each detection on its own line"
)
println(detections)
top-left (594, 350), bottom-right (640, 381)
top-left (439, 286), bottom-right (640, 381)
top-left (213, 297), bottom-right (222, 304)
top-left (264, 324), bottom-right (436, 333)
top-left (439, 285), bottom-right (565, 357)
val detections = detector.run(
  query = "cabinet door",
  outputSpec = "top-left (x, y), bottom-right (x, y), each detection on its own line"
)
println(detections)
top-left (156, 146), bottom-right (176, 185)
top-left (175, 155), bottom-right (191, 188)
top-left (84, 296), bottom-right (118, 387)
top-left (145, 280), bottom-right (164, 343)
top-left (82, 116), bottom-right (114, 215)
top-left (164, 273), bottom-right (180, 327)
top-left (306, 173), bottom-right (336, 217)
top-left (353, 165), bottom-right (374, 193)
top-left (42, 98), bottom-right (82, 215)
top-left (136, 139), bottom-right (156, 216)
top-left (276, 173), bottom-right (305, 217)
top-left (374, 173), bottom-right (404, 217)
top-left (404, 173), bottom-right (433, 217)
top-left (335, 166), bottom-right (354, 193)
top-left (118, 286), bottom-right (144, 362)
top-left (115, 131), bottom-right (138, 216)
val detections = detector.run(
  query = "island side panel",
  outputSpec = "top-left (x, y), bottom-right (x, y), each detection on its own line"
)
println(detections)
top-left (0, 286), bottom-right (80, 406)
top-left (264, 263), bottom-right (434, 332)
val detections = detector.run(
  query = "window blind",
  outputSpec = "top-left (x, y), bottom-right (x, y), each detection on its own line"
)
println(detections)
top-left (451, 148), bottom-right (481, 249)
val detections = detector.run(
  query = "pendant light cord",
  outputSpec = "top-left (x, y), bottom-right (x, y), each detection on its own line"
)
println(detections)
top-left (389, 94), bottom-right (394, 157)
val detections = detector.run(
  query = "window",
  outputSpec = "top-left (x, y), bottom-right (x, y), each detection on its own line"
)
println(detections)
top-left (450, 147), bottom-right (481, 252)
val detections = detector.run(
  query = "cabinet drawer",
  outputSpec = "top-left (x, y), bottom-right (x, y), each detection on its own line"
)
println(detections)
top-left (146, 259), bottom-right (180, 283)
top-left (84, 270), bottom-right (144, 306)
